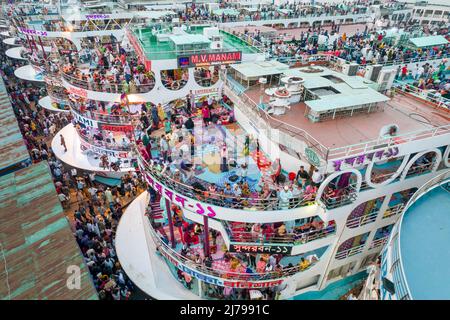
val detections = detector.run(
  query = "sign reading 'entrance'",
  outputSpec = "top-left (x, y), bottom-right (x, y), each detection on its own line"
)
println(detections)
top-left (178, 51), bottom-right (242, 68)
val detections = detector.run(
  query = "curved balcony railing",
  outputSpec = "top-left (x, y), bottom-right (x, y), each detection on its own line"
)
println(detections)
top-left (161, 78), bottom-right (188, 91)
top-left (346, 209), bottom-right (379, 228)
top-left (320, 184), bottom-right (358, 209)
top-left (335, 243), bottom-right (365, 260)
top-left (226, 224), bottom-right (336, 245)
top-left (193, 72), bottom-right (219, 88)
top-left (382, 203), bottom-right (405, 219)
top-left (70, 102), bottom-right (140, 124)
top-left (404, 162), bottom-right (435, 179)
top-left (135, 146), bottom-right (317, 212)
top-left (61, 70), bottom-right (155, 94)
top-left (77, 130), bottom-right (133, 152)
top-left (149, 222), bottom-right (315, 282)
top-left (360, 172), bottom-right (401, 190)
top-left (47, 88), bottom-right (68, 102)
top-left (369, 236), bottom-right (389, 250)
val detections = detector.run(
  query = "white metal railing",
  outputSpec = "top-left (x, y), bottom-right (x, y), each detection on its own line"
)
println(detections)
top-left (225, 74), bottom-right (450, 162)
top-left (405, 170), bottom-right (450, 208)
top-left (404, 162), bottom-right (435, 179)
top-left (320, 184), bottom-right (358, 209)
top-left (393, 80), bottom-right (450, 110)
top-left (369, 236), bottom-right (389, 249)
top-left (70, 101), bottom-right (140, 124)
top-left (360, 172), bottom-right (401, 190)
top-left (224, 82), bottom-right (330, 160)
top-left (148, 219), bottom-right (312, 282)
top-left (135, 147), bottom-right (317, 212)
top-left (328, 123), bottom-right (450, 159)
top-left (61, 69), bottom-right (155, 94)
top-left (335, 243), bottom-right (365, 260)
top-left (346, 208), bottom-right (379, 228)
top-left (225, 222), bottom-right (336, 245)
top-left (383, 203), bottom-right (405, 219)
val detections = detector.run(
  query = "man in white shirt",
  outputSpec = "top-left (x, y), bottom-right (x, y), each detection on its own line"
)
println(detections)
top-left (105, 188), bottom-right (114, 205)
top-left (312, 169), bottom-right (324, 186)
top-left (71, 168), bottom-right (77, 179)
top-left (88, 186), bottom-right (98, 197)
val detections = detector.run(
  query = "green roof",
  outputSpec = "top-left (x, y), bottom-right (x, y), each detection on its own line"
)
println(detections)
top-left (169, 34), bottom-right (211, 46)
top-left (0, 162), bottom-right (98, 300)
top-left (0, 79), bottom-right (30, 175)
top-left (409, 35), bottom-right (449, 48)
top-left (134, 25), bottom-right (260, 60)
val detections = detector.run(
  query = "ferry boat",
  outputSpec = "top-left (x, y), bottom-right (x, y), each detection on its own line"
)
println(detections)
top-left (3, 0), bottom-right (449, 300)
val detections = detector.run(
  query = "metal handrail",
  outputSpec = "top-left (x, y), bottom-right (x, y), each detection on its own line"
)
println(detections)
top-left (362, 53), bottom-right (449, 67)
top-left (135, 146), bottom-right (317, 212)
top-left (369, 236), bottom-right (389, 249)
top-left (328, 122), bottom-right (450, 159)
top-left (393, 80), bottom-right (450, 109)
top-left (404, 162), bottom-right (435, 178)
top-left (320, 184), bottom-right (358, 209)
top-left (77, 130), bottom-right (132, 152)
top-left (225, 222), bottom-right (336, 245)
top-left (224, 82), bottom-right (330, 160)
top-left (61, 70), bottom-right (155, 94)
top-left (335, 243), bottom-right (365, 260)
top-left (149, 221), bottom-right (314, 282)
top-left (382, 203), bottom-right (405, 219)
top-left (360, 171), bottom-right (402, 190)
top-left (70, 101), bottom-right (140, 124)
top-left (346, 208), bottom-right (379, 228)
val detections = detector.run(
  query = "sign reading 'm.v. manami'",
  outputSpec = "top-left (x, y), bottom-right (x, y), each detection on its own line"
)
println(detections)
top-left (178, 51), bottom-right (242, 68)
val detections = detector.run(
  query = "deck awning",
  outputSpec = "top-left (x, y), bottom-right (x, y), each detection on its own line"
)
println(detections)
top-left (230, 61), bottom-right (290, 81)
top-left (94, 175), bottom-right (122, 187)
top-left (409, 35), bottom-right (449, 48)
top-left (213, 9), bottom-right (240, 16)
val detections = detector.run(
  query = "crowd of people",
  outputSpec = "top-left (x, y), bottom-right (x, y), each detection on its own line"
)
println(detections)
top-left (147, 193), bottom-right (321, 300)
top-left (132, 85), bottom-right (329, 211)
top-left (260, 23), bottom-right (450, 66)
top-left (62, 36), bottom-right (155, 94)
top-left (0, 40), bottom-right (147, 300)
top-left (8, 1), bottom-right (375, 32)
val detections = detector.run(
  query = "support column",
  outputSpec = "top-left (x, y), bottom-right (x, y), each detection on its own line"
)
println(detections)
top-left (37, 36), bottom-right (46, 59)
top-left (203, 216), bottom-right (210, 257)
top-left (165, 198), bottom-right (176, 248)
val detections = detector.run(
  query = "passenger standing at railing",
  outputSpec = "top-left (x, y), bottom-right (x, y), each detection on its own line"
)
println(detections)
top-left (278, 185), bottom-right (292, 210)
